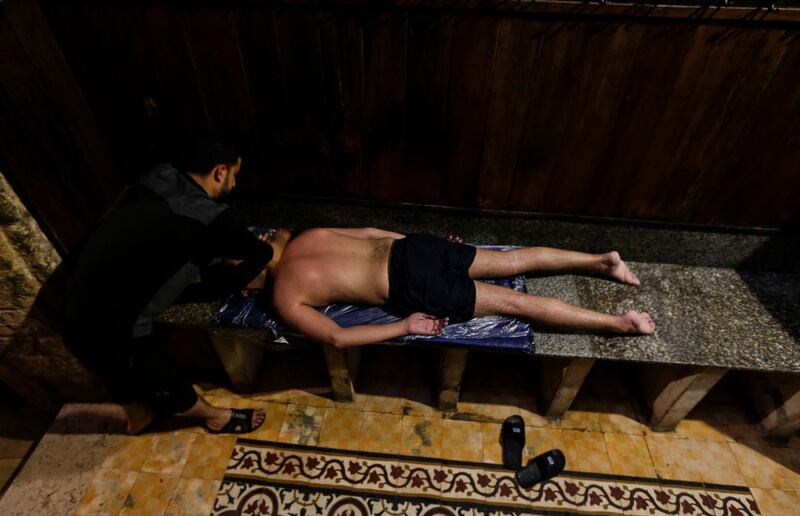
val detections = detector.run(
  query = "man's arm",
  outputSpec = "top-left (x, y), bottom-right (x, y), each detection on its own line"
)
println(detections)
top-left (326, 227), bottom-right (405, 240)
top-left (281, 303), bottom-right (447, 348)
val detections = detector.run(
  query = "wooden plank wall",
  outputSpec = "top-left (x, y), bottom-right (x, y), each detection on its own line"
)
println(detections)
top-left (2, 1), bottom-right (800, 253)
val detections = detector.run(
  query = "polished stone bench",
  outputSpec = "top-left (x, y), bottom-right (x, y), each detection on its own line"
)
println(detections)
top-left (160, 198), bottom-right (800, 434)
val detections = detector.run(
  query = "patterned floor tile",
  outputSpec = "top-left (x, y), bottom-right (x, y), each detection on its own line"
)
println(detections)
top-left (358, 412), bottom-right (404, 454)
top-left (277, 404), bottom-right (324, 446)
top-left (401, 415), bottom-right (443, 458)
top-left (318, 407), bottom-right (365, 450)
top-left (180, 434), bottom-right (237, 480)
top-left (442, 419), bottom-right (484, 462)
top-left (561, 430), bottom-right (613, 474)
top-left (164, 477), bottom-right (222, 516)
top-left (74, 468), bottom-right (138, 515)
top-left (119, 472), bottom-right (179, 515)
top-left (140, 431), bottom-right (197, 477)
top-left (604, 433), bottom-right (656, 478)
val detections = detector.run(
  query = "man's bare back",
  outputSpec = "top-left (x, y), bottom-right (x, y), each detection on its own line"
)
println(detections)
top-left (272, 228), bottom-right (395, 308)
top-left (261, 227), bottom-right (654, 349)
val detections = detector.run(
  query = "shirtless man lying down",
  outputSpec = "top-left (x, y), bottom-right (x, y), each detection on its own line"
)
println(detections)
top-left (252, 228), bottom-right (655, 347)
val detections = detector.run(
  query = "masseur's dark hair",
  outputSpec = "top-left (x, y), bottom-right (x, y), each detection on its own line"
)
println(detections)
top-left (174, 134), bottom-right (241, 175)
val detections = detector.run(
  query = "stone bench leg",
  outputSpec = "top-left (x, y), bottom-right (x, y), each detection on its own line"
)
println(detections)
top-left (749, 373), bottom-right (800, 437)
top-left (646, 366), bottom-right (728, 432)
top-left (323, 345), bottom-right (361, 402)
top-left (540, 357), bottom-right (595, 418)
top-left (438, 348), bottom-right (468, 411)
top-left (208, 329), bottom-right (267, 393)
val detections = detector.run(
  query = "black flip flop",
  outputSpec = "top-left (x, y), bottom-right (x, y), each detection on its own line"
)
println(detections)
top-left (515, 449), bottom-right (566, 488)
top-left (500, 415), bottom-right (525, 470)
top-left (204, 408), bottom-right (264, 435)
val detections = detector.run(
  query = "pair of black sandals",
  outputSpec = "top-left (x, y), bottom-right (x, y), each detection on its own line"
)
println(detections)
top-left (501, 415), bottom-right (565, 488)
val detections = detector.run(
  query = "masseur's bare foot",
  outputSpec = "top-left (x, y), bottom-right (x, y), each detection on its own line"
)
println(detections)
top-left (601, 251), bottom-right (640, 286)
top-left (621, 310), bottom-right (655, 334)
top-left (122, 402), bottom-right (156, 435)
top-left (206, 408), bottom-right (266, 433)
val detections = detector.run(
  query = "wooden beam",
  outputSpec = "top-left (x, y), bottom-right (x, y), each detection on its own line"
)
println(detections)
top-left (540, 357), bottom-right (596, 418)
top-left (438, 348), bottom-right (468, 411)
top-left (648, 366), bottom-right (727, 432)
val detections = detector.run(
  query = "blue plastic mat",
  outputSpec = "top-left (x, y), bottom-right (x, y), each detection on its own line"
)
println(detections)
top-left (216, 242), bottom-right (535, 354)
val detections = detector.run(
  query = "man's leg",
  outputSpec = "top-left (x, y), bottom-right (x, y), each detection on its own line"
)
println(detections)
top-left (468, 248), bottom-right (640, 285)
top-left (473, 281), bottom-right (655, 334)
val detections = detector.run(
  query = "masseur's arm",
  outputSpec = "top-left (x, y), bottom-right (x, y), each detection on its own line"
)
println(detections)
top-left (281, 304), bottom-right (447, 348)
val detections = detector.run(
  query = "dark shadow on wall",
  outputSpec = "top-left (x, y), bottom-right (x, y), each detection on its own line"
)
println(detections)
top-left (737, 216), bottom-right (800, 344)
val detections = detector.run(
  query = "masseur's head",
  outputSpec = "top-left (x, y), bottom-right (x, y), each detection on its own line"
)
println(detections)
top-left (180, 136), bottom-right (242, 201)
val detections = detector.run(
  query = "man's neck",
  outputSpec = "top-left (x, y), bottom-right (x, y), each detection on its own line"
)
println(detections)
top-left (186, 172), bottom-right (216, 199)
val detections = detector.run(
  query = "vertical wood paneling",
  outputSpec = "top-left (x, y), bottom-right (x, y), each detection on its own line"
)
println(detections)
top-left (320, 13), bottom-right (368, 197)
top-left (475, 18), bottom-right (543, 209)
top-left (405, 13), bottom-right (454, 204)
top-left (441, 15), bottom-right (499, 207)
top-left (363, 12), bottom-right (408, 201)
top-left (5, 1), bottom-right (800, 240)
top-left (509, 21), bottom-right (591, 212)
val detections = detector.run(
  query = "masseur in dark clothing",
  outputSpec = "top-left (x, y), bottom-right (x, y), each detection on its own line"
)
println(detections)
top-left (63, 139), bottom-right (289, 434)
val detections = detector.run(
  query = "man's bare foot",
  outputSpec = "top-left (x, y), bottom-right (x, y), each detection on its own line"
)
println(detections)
top-left (600, 251), bottom-right (640, 286)
top-left (206, 408), bottom-right (266, 433)
top-left (122, 402), bottom-right (156, 435)
top-left (621, 310), bottom-right (655, 334)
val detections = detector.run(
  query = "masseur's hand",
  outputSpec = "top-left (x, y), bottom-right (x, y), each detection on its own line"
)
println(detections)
top-left (405, 313), bottom-right (448, 336)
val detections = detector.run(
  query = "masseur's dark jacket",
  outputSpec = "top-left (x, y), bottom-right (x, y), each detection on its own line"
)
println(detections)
top-left (64, 164), bottom-right (272, 339)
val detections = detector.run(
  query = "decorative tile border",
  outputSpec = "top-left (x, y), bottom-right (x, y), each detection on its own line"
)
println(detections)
top-left (214, 439), bottom-right (761, 515)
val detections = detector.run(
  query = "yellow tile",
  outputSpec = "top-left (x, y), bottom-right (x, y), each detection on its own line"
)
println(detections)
top-left (749, 488), bottom-right (800, 516)
top-left (594, 400), bottom-right (648, 436)
top-left (672, 418), bottom-right (731, 442)
top-left (358, 412), bottom-right (403, 454)
top-left (180, 434), bottom-right (236, 481)
top-left (164, 477), bottom-right (221, 516)
top-left (141, 432), bottom-right (197, 477)
top-left (101, 434), bottom-right (157, 471)
top-left (769, 445), bottom-right (800, 491)
top-left (728, 438), bottom-right (785, 489)
top-left (692, 440), bottom-right (746, 486)
top-left (398, 387), bottom-right (439, 417)
top-left (318, 407), bottom-right (365, 451)
top-left (559, 410), bottom-right (605, 432)
top-left (480, 422), bottom-right (503, 465)
top-left (441, 419), bottom-right (483, 462)
top-left (277, 404), bottom-right (324, 446)
top-left (119, 472), bottom-right (179, 515)
top-left (522, 426), bottom-right (565, 465)
top-left (603, 433), bottom-right (656, 478)
top-left (457, 389), bottom-right (523, 423)
top-left (515, 393), bottom-right (556, 429)
top-left (561, 430), bottom-right (613, 474)
top-left (247, 402), bottom-right (288, 442)
top-left (401, 416), bottom-right (442, 458)
top-left (644, 434), bottom-right (705, 482)
top-left (75, 468), bottom-right (138, 515)
top-left (349, 392), bottom-right (404, 415)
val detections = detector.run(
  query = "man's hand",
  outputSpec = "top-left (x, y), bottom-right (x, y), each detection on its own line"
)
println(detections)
top-left (404, 313), bottom-right (448, 336)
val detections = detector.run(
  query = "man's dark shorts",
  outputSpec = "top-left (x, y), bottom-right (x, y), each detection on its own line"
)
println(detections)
top-left (388, 234), bottom-right (477, 323)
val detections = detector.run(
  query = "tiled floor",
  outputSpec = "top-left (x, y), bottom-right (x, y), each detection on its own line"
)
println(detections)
top-left (0, 354), bottom-right (798, 515)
